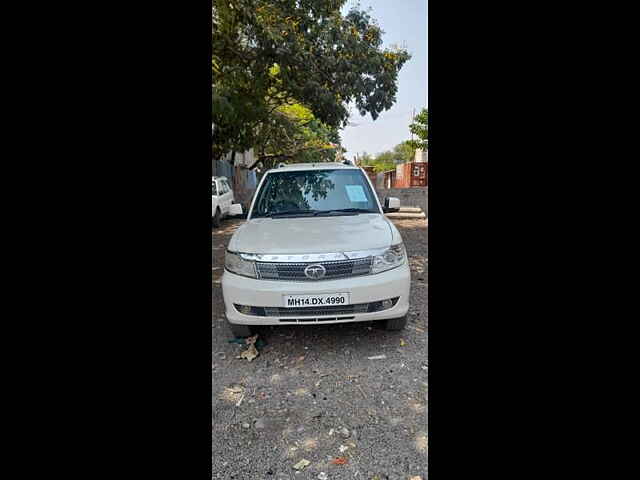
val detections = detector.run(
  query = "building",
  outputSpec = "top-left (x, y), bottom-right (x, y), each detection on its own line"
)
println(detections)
top-left (414, 148), bottom-right (427, 163)
top-left (379, 169), bottom-right (396, 189)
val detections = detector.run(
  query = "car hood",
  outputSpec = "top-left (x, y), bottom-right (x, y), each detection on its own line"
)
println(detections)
top-left (228, 214), bottom-right (402, 254)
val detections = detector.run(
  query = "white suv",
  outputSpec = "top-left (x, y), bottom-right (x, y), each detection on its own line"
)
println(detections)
top-left (212, 176), bottom-right (235, 228)
top-left (221, 162), bottom-right (410, 337)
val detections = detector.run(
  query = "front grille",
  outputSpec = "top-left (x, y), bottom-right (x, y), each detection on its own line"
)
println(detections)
top-left (256, 258), bottom-right (372, 281)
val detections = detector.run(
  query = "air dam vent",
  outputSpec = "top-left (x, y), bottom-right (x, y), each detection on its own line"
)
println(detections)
top-left (234, 298), bottom-right (399, 317)
top-left (278, 316), bottom-right (355, 323)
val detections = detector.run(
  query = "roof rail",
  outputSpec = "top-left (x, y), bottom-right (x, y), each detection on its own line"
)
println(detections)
top-left (343, 159), bottom-right (354, 165)
top-left (277, 163), bottom-right (287, 168)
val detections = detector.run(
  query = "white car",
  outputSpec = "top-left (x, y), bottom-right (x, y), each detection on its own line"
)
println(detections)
top-left (221, 162), bottom-right (409, 337)
top-left (212, 176), bottom-right (235, 228)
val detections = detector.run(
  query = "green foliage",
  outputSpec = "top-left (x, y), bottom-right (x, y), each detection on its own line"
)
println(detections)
top-left (358, 152), bottom-right (373, 165)
top-left (407, 108), bottom-right (428, 150)
top-left (359, 139), bottom-right (415, 173)
top-left (372, 161), bottom-right (395, 173)
top-left (254, 102), bottom-right (341, 170)
top-left (393, 140), bottom-right (416, 163)
top-left (373, 151), bottom-right (396, 172)
top-left (359, 150), bottom-right (394, 173)
top-left (213, 0), bottom-right (411, 160)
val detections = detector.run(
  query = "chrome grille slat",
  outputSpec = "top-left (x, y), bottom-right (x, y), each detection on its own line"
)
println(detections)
top-left (256, 258), bottom-right (372, 281)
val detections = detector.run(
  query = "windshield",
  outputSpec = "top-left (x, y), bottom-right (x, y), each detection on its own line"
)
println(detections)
top-left (251, 169), bottom-right (380, 218)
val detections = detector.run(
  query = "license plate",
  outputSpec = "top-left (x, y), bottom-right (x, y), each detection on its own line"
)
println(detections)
top-left (283, 293), bottom-right (350, 308)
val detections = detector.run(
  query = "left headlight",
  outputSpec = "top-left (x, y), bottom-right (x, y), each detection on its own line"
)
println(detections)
top-left (225, 251), bottom-right (257, 278)
top-left (371, 243), bottom-right (407, 274)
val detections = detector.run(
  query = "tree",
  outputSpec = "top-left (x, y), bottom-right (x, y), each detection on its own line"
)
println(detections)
top-left (251, 101), bottom-right (341, 170)
top-left (358, 152), bottom-right (373, 165)
top-left (393, 140), bottom-right (416, 164)
top-left (373, 151), bottom-right (396, 172)
top-left (213, 0), bottom-right (411, 160)
top-left (360, 139), bottom-right (415, 173)
top-left (407, 108), bottom-right (428, 150)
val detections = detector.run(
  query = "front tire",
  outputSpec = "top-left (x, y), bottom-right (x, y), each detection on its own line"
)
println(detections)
top-left (384, 315), bottom-right (408, 331)
top-left (228, 322), bottom-right (253, 338)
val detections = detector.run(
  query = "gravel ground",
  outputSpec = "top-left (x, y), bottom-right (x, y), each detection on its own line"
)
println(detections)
top-left (213, 217), bottom-right (428, 480)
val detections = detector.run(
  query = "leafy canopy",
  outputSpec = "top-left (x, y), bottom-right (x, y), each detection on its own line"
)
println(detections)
top-left (253, 101), bottom-right (341, 170)
top-left (213, 0), bottom-right (411, 160)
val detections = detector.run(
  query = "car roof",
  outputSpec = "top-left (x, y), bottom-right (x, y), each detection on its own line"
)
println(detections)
top-left (265, 162), bottom-right (360, 174)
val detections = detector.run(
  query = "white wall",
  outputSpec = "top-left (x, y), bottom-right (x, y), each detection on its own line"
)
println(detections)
top-left (414, 149), bottom-right (427, 163)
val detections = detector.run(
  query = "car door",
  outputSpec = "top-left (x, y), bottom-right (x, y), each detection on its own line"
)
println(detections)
top-left (224, 179), bottom-right (235, 205)
top-left (212, 180), bottom-right (219, 215)
top-left (217, 180), bottom-right (229, 215)
top-left (222, 179), bottom-right (233, 214)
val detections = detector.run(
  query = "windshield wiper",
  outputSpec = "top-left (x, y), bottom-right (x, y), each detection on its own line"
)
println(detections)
top-left (268, 209), bottom-right (318, 218)
top-left (314, 208), bottom-right (377, 216)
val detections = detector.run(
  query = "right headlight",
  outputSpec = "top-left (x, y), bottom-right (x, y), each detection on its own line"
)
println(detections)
top-left (370, 243), bottom-right (406, 274)
top-left (225, 251), bottom-right (258, 278)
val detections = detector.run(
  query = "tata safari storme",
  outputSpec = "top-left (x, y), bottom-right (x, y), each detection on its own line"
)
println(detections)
top-left (221, 162), bottom-right (410, 337)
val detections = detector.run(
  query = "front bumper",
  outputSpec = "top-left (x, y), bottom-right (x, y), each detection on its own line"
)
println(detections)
top-left (221, 263), bottom-right (410, 326)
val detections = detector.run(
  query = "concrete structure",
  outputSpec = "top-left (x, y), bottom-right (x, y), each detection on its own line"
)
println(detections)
top-left (377, 170), bottom-right (396, 189)
top-left (375, 187), bottom-right (427, 216)
top-left (414, 149), bottom-right (427, 163)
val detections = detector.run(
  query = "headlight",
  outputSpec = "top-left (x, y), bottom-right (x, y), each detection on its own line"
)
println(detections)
top-left (225, 251), bottom-right (257, 278)
top-left (371, 243), bottom-right (406, 274)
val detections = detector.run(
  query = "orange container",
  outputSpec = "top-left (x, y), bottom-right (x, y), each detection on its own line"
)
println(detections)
top-left (395, 162), bottom-right (427, 188)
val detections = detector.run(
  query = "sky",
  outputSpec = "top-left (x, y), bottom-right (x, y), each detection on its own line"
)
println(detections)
top-left (340, 0), bottom-right (427, 161)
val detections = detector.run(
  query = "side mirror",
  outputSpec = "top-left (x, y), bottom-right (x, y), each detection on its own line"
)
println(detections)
top-left (229, 203), bottom-right (244, 216)
top-left (383, 197), bottom-right (400, 213)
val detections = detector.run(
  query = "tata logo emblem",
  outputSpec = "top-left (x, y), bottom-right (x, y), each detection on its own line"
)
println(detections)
top-left (304, 264), bottom-right (326, 280)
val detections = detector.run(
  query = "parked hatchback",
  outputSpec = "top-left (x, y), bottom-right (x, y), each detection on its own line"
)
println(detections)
top-left (221, 162), bottom-right (409, 337)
